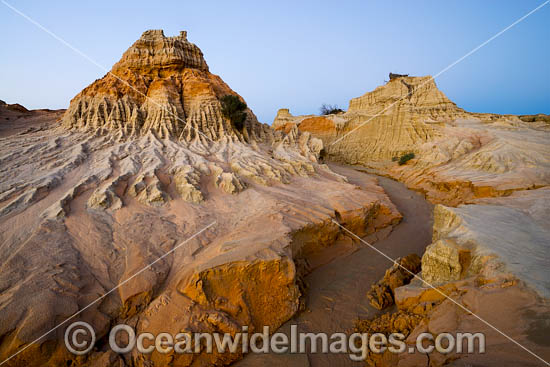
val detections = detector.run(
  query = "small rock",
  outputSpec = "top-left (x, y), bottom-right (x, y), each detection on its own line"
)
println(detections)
top-left (367, 253), bottom-right (421, 310)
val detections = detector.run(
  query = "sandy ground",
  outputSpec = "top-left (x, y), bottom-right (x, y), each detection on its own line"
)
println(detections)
top-left (0, 106), bottom-right (63, 138)
top-left (235, 163), bottom-right (434, 367)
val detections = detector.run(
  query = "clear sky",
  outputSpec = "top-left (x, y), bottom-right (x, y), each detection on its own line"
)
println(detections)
top-left (1, 1), bottom-right (549, 123)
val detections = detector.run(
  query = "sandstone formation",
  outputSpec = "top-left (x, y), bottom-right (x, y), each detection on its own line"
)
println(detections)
top-left (422, 188), bottom-right (550, 298)
top-left (274, 76), bottom-right (550, 292)
top-left (383, 188), bottom-right (550, 366)
top-left (276, 76), bottom-right (550, 366)
top-left (62, 30), bottom-right (267, 142)
top-left (3, 27), bottom-right (549, 367)
top-left (273, 76), bottom-right (466, 164)
top-left (273, 76), bottom-right (550, 206)
top-left (355, 310), bottom-right (425, 367)
top-left (0, 31), bottom-right (403, 367)
top-left (356, 188), bottom-right (550, 366)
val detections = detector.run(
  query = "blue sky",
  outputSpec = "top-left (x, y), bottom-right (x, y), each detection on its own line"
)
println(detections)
top-left (1, 1), bottom-right (549, 123)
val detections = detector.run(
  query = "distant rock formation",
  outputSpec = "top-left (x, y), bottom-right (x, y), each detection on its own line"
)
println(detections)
top-left (273, 76), bottom-right (550, 303)
top-left (519, 113), bottom-right (550, 123)
top-left (0, 100), bottom-right (29, 113)
top-left (274, 76), bottom-right (466, 162)
top-left (273, 76), bottom-right (550, 206)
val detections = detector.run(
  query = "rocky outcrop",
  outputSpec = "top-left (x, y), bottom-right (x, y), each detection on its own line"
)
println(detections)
top-left (354, 187), bottom-right (550, 367)
top-left (62, 30), bottom-right (269, 142)
top-left (278, 76), bottom-right (550, 366)
top-left (355, 310), bottom-right (425, 367)
top-left (0, 31), bottom-right (403, 367)
top-left (274, 76), bottom-right (466, 163)
top-left (346, 76), bottom-right (461, 116)
top-left (356, 188), bottom-right (550, 366)
top-left (273, 76), bottom-right (550, 207)
top-left (519, 113), bottom-right (550, 124)
top-left (422, 188), bottom-right (550, 297)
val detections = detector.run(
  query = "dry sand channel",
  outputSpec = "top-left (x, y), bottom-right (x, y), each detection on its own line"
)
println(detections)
top-left (236, 163), bottom-right (434, 367)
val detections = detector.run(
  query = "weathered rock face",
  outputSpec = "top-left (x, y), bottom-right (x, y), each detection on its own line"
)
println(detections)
top-left (62, 29), bottom-right (266, 141)
top-left (359, 276), bottom-right (550, 367)
top-left (357, 188), bottom-right (550, 366)
top-left (347, 76), bottom-right (461, 116)
top-left (273, 76), bottom-right (550, 206)
top-left (278, 76), bottom-right (550, 366)
top-left (367, 253), bottom-right (421, 310)
top-left (115, 30), bottom-right (208, 72)
top-left (355, 310), bottom-right (425, 367)
top-left (274, 76), bottom-right (468, 163)
top-left (0, 31), bottom-right (403, 367)
top-left (422, 188), bottom-right (550, 297)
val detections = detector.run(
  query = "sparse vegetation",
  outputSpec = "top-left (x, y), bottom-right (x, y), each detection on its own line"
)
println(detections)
top-left (319, 148), bottom-right (327, 162)
top-left (320, 104), bottom-right (344, 115)
top-left (220, 95), bottom-right (247, 131)
top-left (397, 152), bottom-right (415, 165)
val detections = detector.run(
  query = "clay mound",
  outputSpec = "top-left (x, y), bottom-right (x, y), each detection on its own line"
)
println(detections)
top-left (0, 31), bottom-right (403, 367)
top-left (62, 30), bottom-right (266, 141)
top-left (273, 77), bottom-right (550, 366)
top-left (273, 75), bottom-right (550, 206)
top-left (274, 76), bottom-right (469, 163)
top-left (347, 75), bottom-right (462, 116)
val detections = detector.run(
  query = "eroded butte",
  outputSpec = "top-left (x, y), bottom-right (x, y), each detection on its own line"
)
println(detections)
top-left (274, 74), bottom-right (550, 366)
top-left (0, 31), bottom-right (402, 366)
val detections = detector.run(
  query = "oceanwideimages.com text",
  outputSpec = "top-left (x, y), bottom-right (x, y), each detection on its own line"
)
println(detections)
top-left (65, 322), bottom-right (486, 361)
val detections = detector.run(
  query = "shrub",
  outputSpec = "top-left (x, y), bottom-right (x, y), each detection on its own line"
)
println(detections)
top-left (319, 148), bottom-right (327, 162)
top-left (221, 95), bottom-right (247, 131)
top-left (398, 152), bottom-right (415, 165)
top-left (320, 104), bottom-right (344, 115)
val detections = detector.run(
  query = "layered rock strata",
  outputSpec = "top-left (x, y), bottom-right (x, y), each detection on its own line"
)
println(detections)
top-left (62, 29), bottom-right (268, 142)
top-left (0, 32), bottom-right (402, 367)
top-left (357, 189), bottom-right (550, 366)
top-left (275, 75), bottom-right (550, 366)
top-left (273, 75), bottom-right (550, 206)
top-left (274, 76), bottom-right (550, 292)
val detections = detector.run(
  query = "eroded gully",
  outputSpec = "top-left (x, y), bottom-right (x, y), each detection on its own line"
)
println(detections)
top-left (235, 163), bottom-right (434, 367)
